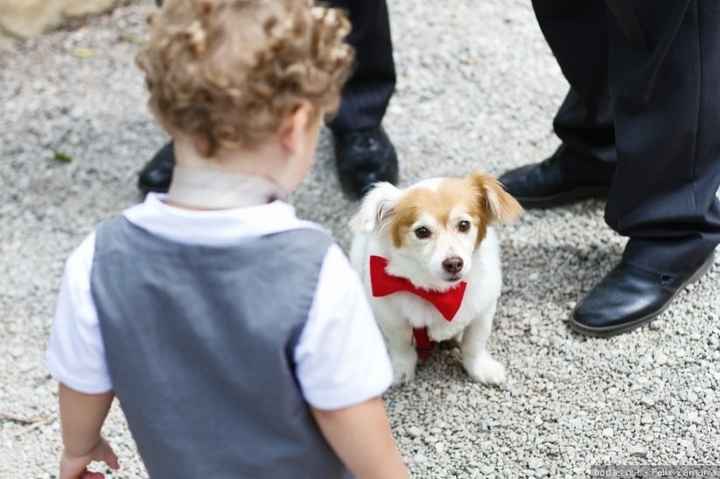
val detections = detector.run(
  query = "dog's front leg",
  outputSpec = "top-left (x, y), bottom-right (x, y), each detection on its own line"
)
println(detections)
top-left (461, 304), bottom-right (506, 385)
top-left (379, 317), bottom-right (418, 385)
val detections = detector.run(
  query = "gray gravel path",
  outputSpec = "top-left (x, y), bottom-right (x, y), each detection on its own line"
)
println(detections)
top-left (1, 1), bottom-right (719, 478)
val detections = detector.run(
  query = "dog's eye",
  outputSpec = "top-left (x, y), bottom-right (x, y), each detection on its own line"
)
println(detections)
top-left (458, 220), bottom-right (471, 233)
top-left (414, 226), bottom-right (432, 239)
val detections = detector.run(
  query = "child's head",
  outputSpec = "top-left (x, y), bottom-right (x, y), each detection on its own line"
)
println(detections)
top-left (137, 0), bottom-right (354, 190)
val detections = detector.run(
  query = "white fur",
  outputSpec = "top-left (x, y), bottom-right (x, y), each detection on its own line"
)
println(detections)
top-left (350, 179), bottom-right (508, 385)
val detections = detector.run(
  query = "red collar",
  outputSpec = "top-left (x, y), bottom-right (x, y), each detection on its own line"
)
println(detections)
top-left (369, 255), bottom-right (468, 361)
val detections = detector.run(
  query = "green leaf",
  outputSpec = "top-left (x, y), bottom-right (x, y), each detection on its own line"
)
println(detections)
top-left (53, 151), bottom-right (73, 163)
top-left (72, 47), bottom-right (96, 59)
top-left (119, 33), bottom-right (145, 45)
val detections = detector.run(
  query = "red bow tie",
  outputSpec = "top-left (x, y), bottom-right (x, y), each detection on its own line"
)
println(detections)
top-left (370, 255), bottom-right (467, 321)
top-left (369, 255), bottom-right (468, 361)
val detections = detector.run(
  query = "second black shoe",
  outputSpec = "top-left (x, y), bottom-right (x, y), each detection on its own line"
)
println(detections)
top-left (138, 142), bottom-right (175, 195)
top-left (570, 252), bottom-right (716, 337)
top-left (333, 126), bottom-right (399, 200)
top-left (499, 146), bottom-right (613, 209)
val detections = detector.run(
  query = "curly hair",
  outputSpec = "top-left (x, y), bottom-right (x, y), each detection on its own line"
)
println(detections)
top-left (136, 0), bottom-right (354, 156)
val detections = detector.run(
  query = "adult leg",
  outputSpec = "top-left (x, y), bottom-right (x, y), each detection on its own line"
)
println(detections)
top-left (606, 0), bottom-right (720, 273)
top-left (572, 0), bottom-right (720, 335)
top-left (327, 0), bottom-right (399, 199)
top-left (327, 0), bottom-right (395, 134)
top-left (499, 0), bottom-right (616, 208)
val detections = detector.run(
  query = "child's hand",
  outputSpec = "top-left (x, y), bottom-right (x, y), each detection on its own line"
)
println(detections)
top-left (59, 437), bottom-right (119, 479)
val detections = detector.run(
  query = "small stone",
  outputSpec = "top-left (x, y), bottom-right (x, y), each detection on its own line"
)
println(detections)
top-left (602, 427), bottom-right (614, 437)
top-left (535, 467), bottom-right (551, 477)
top-left (413, 453), bottom-right (427, 464)
top-left (640, 397), bottom-right (655, 407)
top-left (649, 320), bottom-right (664, 331)
top-left (480, 465), bottom-right (495, 475)
top-left (629, 446), bottom-right (648, 458)
top-left (641, 414), bottom-right (653, 425)
top-left (407, 426), bottom-right (422, 438)
top-left (528, 458), bottom-right (544, 470)
top-left (546, 434), bottom-right (560, 444)
top-left (655, 352), bottom-right (669, 365)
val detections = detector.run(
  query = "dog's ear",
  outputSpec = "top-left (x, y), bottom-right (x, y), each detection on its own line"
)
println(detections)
top-left (470, 171), bottom-right (523, 224)
top-left (349, 182), bottom-right (401, 233)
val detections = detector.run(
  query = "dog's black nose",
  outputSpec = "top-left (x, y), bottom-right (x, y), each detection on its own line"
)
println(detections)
top-left (442, 256), bottom-right (464, 274)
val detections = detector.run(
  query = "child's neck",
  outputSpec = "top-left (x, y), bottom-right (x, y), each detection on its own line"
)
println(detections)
top-left (165, 138), bottom-right (288, 211)
top-left (166, 166), bottom-right (285, 210)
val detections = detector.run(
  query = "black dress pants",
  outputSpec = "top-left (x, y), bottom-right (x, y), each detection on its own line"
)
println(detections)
top-left (154, 0), bottom-right (396, 133)
top-left (326, 0), bottom-right (396, 134)
top-left (534, 0), bottom-right (720, 275)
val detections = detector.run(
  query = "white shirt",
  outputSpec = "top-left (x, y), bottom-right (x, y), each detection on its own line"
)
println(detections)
top-left (47, 193), bottom-right (392, 410)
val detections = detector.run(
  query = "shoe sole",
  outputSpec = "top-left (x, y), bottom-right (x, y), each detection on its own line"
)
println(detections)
top-left (569, 253), bottom-right (716, 338)
top-left (516, 186), bottom-right (609, 209)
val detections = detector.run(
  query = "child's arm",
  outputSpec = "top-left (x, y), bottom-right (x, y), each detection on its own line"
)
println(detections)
top-left (312, 397), bottom-right (410, 479)
top-left (58, 384), bottom-right (119, 479)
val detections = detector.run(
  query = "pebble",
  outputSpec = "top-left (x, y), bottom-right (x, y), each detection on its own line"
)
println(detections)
top-left (528, 458), bottom-right (544, 470)
top-left (649, 320), bottom-right (664, 331)
top-left (629, 446), bottom-right (648, 459)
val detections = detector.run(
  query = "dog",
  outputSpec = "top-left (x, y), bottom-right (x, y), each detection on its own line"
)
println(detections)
top-left (349, 171), bottom-right (522, 385)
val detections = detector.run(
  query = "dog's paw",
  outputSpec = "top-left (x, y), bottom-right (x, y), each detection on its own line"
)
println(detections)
top-left (463, 354), bottom-right (506, 385)
top-left (390, 350), bottom-right (417, 385)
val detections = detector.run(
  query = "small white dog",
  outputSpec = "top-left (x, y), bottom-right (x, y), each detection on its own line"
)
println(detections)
top-left (350, 172), bottom-right (522, 385)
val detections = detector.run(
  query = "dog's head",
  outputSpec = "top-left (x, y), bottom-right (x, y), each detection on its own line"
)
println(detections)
top-left (351, 172), bottom-right (522, 290)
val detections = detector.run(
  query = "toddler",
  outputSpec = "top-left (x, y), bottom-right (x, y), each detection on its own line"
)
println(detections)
top-left (46, 0), bottom-right (409, 477)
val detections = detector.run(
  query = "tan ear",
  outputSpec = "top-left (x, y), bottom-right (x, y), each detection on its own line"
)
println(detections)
top-left (471, 172), bottom-right (523, 224)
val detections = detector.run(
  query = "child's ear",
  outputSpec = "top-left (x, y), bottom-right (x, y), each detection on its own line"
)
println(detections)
top-left (470, 171), bottom-right (523, 224)
top-left (192, 134), bottom-right (214, 158)
top-left (349, 182), bottom-right (401, 233)
top-left (279, 102), bottom-right (312, 153)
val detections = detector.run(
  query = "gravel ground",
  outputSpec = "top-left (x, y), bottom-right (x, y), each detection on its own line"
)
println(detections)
top-left (1, 1), bottom-right (719, 478)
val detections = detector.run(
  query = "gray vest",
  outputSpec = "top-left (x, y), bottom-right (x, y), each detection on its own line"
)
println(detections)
top-left (91, 217), bottom-right (351, 479)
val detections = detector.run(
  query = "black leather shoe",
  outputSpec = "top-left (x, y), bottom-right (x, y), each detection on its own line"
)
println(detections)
top-left (499, 146), bottom-right (613, 209)
top-left (138, 142), bottom-right (175, 195)
top-left (570, 253), bottom-right (715, 337)
top-left (333, 126), bottom-right (398, 200)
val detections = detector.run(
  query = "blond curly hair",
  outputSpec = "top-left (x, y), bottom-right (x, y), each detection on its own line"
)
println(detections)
top-left (136, 0), bottom-right (354, 156)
